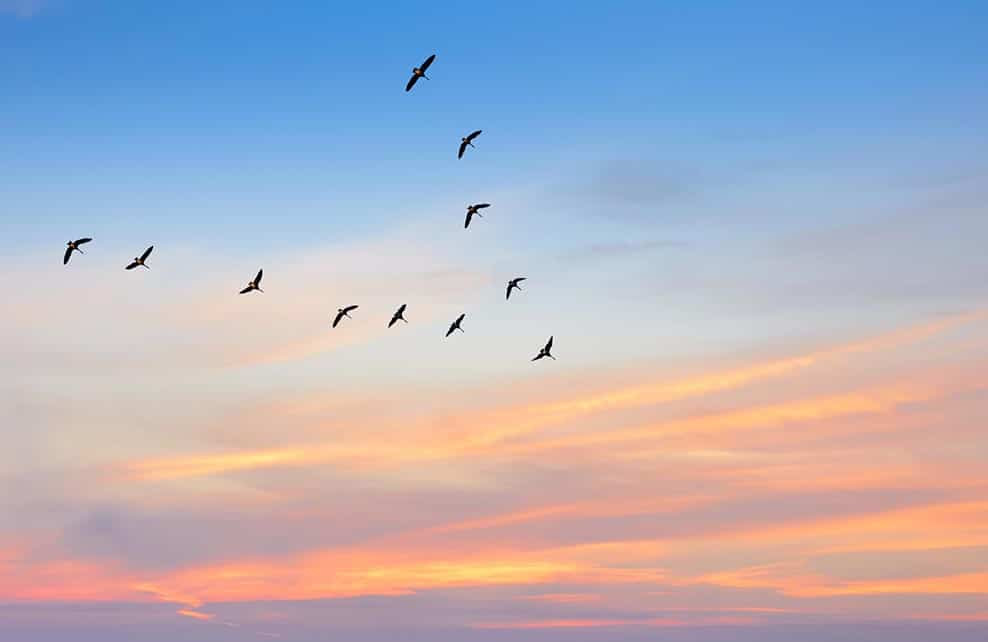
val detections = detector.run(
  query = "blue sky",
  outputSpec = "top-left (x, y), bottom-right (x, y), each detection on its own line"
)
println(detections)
top-left (2, 2), bottom-right (988, 641)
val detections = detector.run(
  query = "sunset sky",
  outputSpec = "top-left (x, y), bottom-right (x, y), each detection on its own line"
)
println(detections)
top-left (2, 1), bottom-right (988, 640)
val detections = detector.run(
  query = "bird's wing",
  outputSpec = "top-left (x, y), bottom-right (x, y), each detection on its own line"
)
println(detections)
top-left (398, 304), bottom-right (406, 314)
top-left (140, 245), bottom-right (153, 261)
top-left (457, 313), bottom-right (465, 324)
top-left (405, 75), bottom-right (419, 92)
top-left (388, 315), bottom-right (398, 328)
top-left (532, 353), bottom-right (543, 361)
top-left (75, 238), bottom-right (92, 245)
top-left (475, 203), bottom-right (491, 209)
top-left (517, 277), bottom-right (527, 283)
top-left (126, 261), bottom-right (139, 270)
top-left (63, 247), bottom-right (73, 265)
top-left (344, 305), bottom-right (358, 314)
top-left (446, 324), bottom-right (455, 337)
top-left (464, 211), bottom-right (473, 228)
top-left (239, 286), bottom-right (252, 294)
top-left (506, 282), bottom-right (513, 299)
top-left (467, 129), bottom-right (482, 142)
top-left (333, 312), bottom-right (344, 328)
top-left (420, 54), bottom-right (436, 71)
top-left (255, 269), bottom-right (263, 285)
top-left (546, 336), bottom-right (553, 350)
top-left (458, 141), bottom-right (467, 159)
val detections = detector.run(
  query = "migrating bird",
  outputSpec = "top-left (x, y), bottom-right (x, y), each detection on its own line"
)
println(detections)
top-left (532, 336), bottom-right (555, 361)
top-left (405, 53), bottom-right (436, 92)
top-left (458, 129), bottom-right (482, 159)
top-left (506, 277), bottom-right (527, 301)
top-left (240, 268), bottom-right (264, 294)
top-left (125, 245), bottom-right (154, 270)
top-left (333, 305), bottom-right (359, 328)
top-left (63, 237), bottom-right (92, 265)
top-left (445, 313), bottom-right (465, 338)
top-left (464, 203), bottom-right (491, 229)
top-left (389, 303), bottom-right (408, 328)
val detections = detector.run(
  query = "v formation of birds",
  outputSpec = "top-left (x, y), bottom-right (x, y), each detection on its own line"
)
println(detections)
top-left (63, 53), bottom-right (555, 363)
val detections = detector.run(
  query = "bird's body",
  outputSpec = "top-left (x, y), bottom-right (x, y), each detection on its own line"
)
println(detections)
top-left (532, 336), bottom-right (555, 361)
top-left (405, 54), bottom-right (436, 92)
top-left (464, 203), bottom-right (491, 229)
top-left (125, 245), bottom-right (154, 270)
top-left (240, 269), bottom-right (264, 294)
top-left (333, 305), bottom-right (359, 328)
top-left (506, 277), bottom-right (527, 300)
top-left (389, 303), bottom-right (408, 328)
top-left (458, 130), bottom-right (482, 159)
top-left (445, 313), bottom-right (465, 338)
top-left (63, 237), bottom-right (92, 265)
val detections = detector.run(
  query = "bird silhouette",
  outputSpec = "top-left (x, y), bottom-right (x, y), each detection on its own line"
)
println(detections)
top-left (464, 203), bottom-right (491, 229)
top-left (333, 305), bottom-right (359, 328)
top-left (240, 269), bottom-right (264, 294)
top-left (506, 277), bottom-right (527, 300)
top-left (458, 130), bottom-right (482, 159)
top-left (445, 313), bottom-right (465, 338)
top-left (389, 303), bottom-right (408, 328)
top-left (532, 336), bottom-right (555, 361)
top-left (405, 53), bottom-right (436, 92)
top-left (63, 237), bottom-right (92, 265)
top-left (125, 245), bottom-right (153, 270)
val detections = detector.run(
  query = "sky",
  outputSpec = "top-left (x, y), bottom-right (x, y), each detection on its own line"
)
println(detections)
top-left (2, 0), bottom-right (988, 640)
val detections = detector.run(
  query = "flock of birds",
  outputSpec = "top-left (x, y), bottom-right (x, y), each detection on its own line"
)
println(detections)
top-left (61, 54), bottom-right (557, 363)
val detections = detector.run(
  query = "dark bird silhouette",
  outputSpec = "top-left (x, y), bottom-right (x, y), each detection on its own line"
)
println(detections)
top-left (506, 277), bottom-right (527, 300)
top-left (239, 268), bottom-right (264, 294)
top-left (125, 245), bottom-right (154, 270)
top-left (405, 53), bottom-right (436, 92)
top-left (63, 237), bottom-right (92, 265)
top-left (389, 303), bottom-right (408, 328)
top-left (458, 130), bottom-right (482, 159)
top-left (333, 305), bottom-right (359, 328)
top-left (532, 336), bottom-right (555, 361)
top-left (464, 203), bottom-right (491, 229)
top-left (445, 313), bottom-right (465, 338)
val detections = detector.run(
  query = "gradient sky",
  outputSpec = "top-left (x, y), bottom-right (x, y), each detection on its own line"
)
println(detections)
top-left (3, 1), bottom-right (988, 640)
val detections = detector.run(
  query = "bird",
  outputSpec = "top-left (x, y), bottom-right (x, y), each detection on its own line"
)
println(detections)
top-left (63, 237), bottom-right (92, 265)
top-left (445, 313), bottom-right (465, 338)
top-left (506, 277), bottom-right (527, 300)
top-left (389, 303), bottom-right (408, 328)
top-left (125, 245), bottom-right (154, 270)
top-left (240, 268), bottom-right (264, 294)
top-left (405, 53), bottom-right (436, 92)
top-left (333, 305), bottom-right (359, 328)
top-left (458, 130), bottom-right (482, 159)
top-left (464, 203), bottom-right (491, 229)
top-left (532, 336), bottom-right (555, 361)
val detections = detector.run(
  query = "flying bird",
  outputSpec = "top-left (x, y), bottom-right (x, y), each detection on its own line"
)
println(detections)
top-left (464, 203), bottom-right (491, 229)
top-left (389, 303), bottom-right (408, 328)
top-left (125, 245), bottom-right (154, 270)
top-left (458, 130), bottom-right (482, 159)
top-left (445, 313), bottom-right (465, 338)
top-left (63, 237), bottom-right (92, 265)
top-left (506, 277), bottom-right (527, 300)
top-left (333, 305), bottom-right (359, 328)
top-left (532, 336), bottom-right (555, 361)
top-left (239, 268), bottom-right (264, 294)
top-left (405, 53), bottom-right (436, 92)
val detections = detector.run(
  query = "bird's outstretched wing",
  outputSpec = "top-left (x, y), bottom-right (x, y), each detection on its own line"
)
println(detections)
top-left (140, 246), bottom-right (154, 261)
top-left (532, 353), bottom-right (544, 361)
top-left (420, 53), bottom-right (436, 71)
top-left (254, 269), bottom-right (263, 285)
top-left (458, 141), bottom-right (468, 159)
top-left (506, 282), bottom-right (513, 300)
top-left (464, 211), bottom-right (473, 228)
top-left (445, 323), bottom-right (456, 337)
top-left (333, 311), bottom-right (345, 328)
top-left (63, 246), bottom-right (73, 265)
top-left (344, 305), bottom-right (359, 314)
top-left (239, 285), bottom-right (253, 294)
top-left (126, 261), bottom-right (139, 270)
top-left (405, 74), bottom-right (419, 92)
top-left (75, 238), bottom-right (92, 246)
top-left (546, 336), bottom-right (554, 351)
top-left (475, 203), bottom-right (491, 209)
top-left (466, 129), bottom-right (482, 142)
